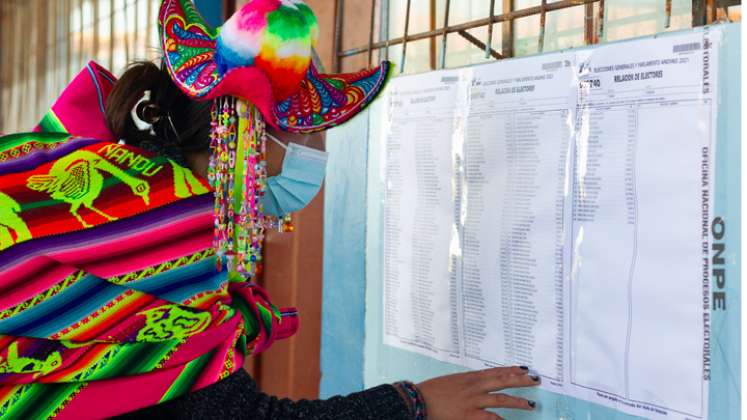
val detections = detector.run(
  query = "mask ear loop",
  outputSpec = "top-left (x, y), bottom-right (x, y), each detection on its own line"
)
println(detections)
top-left (263, 132), bottom-right (296, 234)
top-left (267, 133), bottom-right (288, 150)
top-left (267, 132), bottom-right (322, 150)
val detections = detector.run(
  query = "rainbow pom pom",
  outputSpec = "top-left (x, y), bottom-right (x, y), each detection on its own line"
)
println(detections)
top-left (215, 0), bottom-right (319, 100)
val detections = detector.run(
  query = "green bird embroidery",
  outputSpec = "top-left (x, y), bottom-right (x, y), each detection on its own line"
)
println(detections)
top-left (26, 150), bottom-right (151, 228)
top-left (0, 191), bottom-right (31, 250)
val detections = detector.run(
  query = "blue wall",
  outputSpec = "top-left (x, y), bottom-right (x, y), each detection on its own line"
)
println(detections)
top-left (320, 113), bottom-right (370, 397)
top-left (194, 0), bottom-right (223, 28)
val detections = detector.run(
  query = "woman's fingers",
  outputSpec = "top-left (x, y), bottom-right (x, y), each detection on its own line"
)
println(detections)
top-left (476, 366), bottom-right (528, 380)
top-left (481, 373), bottom-right (540, 392)
top-left (476, 393), bottom-right (536, 411)
top-left (475, 367), bottom-right (540, 392)
top-left (416, 367), bottom-right (540, 420)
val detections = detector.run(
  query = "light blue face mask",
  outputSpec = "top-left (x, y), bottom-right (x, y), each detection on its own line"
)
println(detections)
top-left (261, 135), bottom-right (329, 217)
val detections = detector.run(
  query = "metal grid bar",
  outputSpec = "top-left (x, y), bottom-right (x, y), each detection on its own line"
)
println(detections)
top-left (584, 2), bottom-right (595, 44)
top-left (439, 0), bottom-right (451, 69)
top-left (368, 0), bottom-right (377, 67)
top-left (333, 0), bottom-right (344, 72)
top-left (501, 0), bottom-right (514, 58)
top-left (538, 0), bottom-right (547, 52)
top-left (597, 0), bottom-right (605, 41)
top-left (326, 0), bottom-right (740, 72)
top-left (459, 30), bottom-right (503, 59)
top-left (339, 0), bottom-right (601, 60)
top-left (486, 0), bottom-right (496, 58)
top-left (429, 0), bottom-right (437, 70)
top-left (400, 0), bottom-right (412, 72)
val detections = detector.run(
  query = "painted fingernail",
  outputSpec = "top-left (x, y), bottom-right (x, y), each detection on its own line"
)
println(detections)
top-left (530, 374), bottom-right (541, 382)
top-left (528, 400), bottom-right (537, 409)
top-left (520, 366), bottom-right (529, 371)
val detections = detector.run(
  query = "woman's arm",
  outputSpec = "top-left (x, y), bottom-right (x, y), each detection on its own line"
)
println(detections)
top-left (115, 365), bottom-right (539, 420)
top-left (114, 368), bottom-right (413, 420)
top-left (252, 382), bottom-right (413, 420)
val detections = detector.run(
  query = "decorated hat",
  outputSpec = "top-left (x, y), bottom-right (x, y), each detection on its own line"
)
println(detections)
top-left (158, 0), bottom-right (391, 280)
top-left (159, 0), bottom-right (392, 134)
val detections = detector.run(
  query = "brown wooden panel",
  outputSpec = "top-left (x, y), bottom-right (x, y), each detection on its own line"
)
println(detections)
top-left (223, 0), bottom-right (237, 18)
top-left (340, 0), bottom-right (375, 72)
top-left (254, 189), bottom-right (325, 399)
top-left (308, 0), bottom-right (337, 72)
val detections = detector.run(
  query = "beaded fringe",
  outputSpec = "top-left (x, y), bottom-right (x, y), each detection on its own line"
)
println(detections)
top-left (208, 97), bottom-right (268, 279)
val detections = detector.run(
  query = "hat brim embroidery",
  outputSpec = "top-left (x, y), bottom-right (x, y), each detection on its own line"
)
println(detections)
top-left (159, 0), bottom-right (392, 134)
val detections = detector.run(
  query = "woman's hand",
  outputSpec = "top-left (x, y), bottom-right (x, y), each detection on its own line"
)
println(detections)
top-left (417, 366), bottom-right (540, 420)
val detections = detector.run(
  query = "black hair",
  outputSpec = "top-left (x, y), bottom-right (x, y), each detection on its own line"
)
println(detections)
top-left (105, 61), bottom-right (212, 161)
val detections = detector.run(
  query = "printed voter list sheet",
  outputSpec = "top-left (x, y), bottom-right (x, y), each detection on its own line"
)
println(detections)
top-left (382, 29), bottom-right (719, 420)
top-left (459, 53), bottom-right (575, 385)
top-left (382, 69), bottom-right (468, 363)
top-left (569, 29), bottom-right (718, 419)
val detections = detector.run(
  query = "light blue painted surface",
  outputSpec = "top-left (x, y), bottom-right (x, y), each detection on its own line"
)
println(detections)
top-left (321, 23), bottom-right (740, 418)
top-left (320, 113), bottom-right (371, 398)
top-left (709, 22), bottom-right (741, 420)
top-left (194, 0), bottom-right (223, 28)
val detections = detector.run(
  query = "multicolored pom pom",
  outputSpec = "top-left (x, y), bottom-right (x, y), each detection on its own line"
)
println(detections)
top-left (215, 0), bottom-right (319, 100)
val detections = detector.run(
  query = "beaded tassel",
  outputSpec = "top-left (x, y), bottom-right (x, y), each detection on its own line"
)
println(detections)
top-left (235, 101), bottom-right (268, 278)
top-left (208, 101), bottom-right (218, 260)
top-left (209, 97), bottom-right (239, 272)
top-left (226, 97), bottom-right (239, 272)
top-left (208, 98), bottom-right (227, 270)
top-left (253, 106), bottom-right (268, 277)
top-left (236, 101), bottom-right (251, 275)
top-left (209, 96), bottom-right (275, 279)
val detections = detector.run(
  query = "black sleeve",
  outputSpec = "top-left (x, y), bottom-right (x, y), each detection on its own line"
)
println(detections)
top-left (114, 368), bottom-right (414, 420)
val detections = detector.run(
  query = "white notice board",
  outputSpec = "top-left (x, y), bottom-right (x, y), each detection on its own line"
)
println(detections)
top-left (380, 28), bottom-right (724, 420)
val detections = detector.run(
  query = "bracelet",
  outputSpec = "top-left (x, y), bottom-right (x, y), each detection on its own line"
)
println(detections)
top-left (394, 381), bottom-right (427, 420)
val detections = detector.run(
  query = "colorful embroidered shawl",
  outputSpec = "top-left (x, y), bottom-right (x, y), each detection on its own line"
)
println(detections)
top-left (0, 66), bottom-right (297, 419)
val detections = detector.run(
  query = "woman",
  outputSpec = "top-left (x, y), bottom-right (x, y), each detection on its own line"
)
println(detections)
top-left (0, 1), bottom-right (540, 419)
top-left (110, 59), bottom-right (540, 419)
